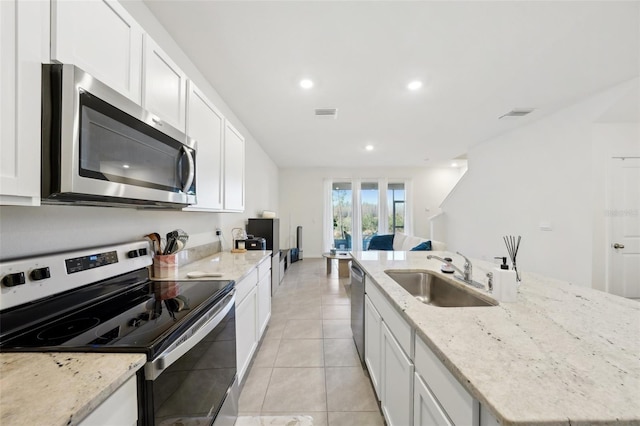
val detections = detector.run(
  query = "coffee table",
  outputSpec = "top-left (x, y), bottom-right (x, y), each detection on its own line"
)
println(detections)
top-left (322, 252), bottom-right (352, 278)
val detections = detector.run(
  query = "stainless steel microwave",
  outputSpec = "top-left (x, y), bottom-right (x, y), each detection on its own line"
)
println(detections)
top-left (41, 64), bottom-right (197, 208)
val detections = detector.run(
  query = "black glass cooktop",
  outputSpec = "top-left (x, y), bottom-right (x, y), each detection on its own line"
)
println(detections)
top-left (0, 268), bottom-right (234, 358)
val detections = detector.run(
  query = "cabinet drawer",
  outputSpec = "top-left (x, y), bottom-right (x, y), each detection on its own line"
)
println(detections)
top-left (414, 337), bottom-right (477, 426)
top-left (258, 258), bottom-right (271, 281)
top-left (235, 268), bottom-right (258, 304)
top-left (79, 375), bottom-right (138, 426)
top-left (366, 280), bottom-right (412, 356)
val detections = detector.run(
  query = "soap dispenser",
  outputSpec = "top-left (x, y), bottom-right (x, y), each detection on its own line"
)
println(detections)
top-left (493, 256), bottom-right (517, 302)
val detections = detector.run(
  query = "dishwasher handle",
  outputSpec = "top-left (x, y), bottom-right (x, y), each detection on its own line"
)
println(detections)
top-left (351, 264), bottom-right (364, 281)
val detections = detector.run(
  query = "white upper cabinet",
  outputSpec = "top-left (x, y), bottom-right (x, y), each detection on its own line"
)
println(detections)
top-left (1, 0), bottom-right (47, 206)
top-left (51, 0), bottom-right (143, 103)
top-left (184, 82), bottom-right (224, 211)
top-left (142, 36), bottom-right (187, 132)
top-left (223, 121), bottom-right (245, 212)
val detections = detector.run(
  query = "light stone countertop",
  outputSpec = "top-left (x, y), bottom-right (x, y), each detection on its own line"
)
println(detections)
top-left (0, 352), bottom-right (146, 426)
top-left (0, 250), bottom-right (271, 426)
top-left (152, 250), bottom-right (272, 282)
top-left (351, 250), bottom-right (640, 426)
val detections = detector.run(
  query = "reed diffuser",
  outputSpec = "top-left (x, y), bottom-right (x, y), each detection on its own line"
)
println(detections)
top-left (503, 235), bottom-right (521, 282)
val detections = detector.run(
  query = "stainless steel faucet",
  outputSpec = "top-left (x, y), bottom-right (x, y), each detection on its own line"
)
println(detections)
top-left (427, 251), bottom-right (483, 289)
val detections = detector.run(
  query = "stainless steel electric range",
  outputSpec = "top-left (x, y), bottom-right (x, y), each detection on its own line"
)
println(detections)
top-left (0, 241), bottom-right (238, 426)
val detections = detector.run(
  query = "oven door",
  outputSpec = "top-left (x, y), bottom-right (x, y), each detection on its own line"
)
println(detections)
top-left (42, 64), bottom-right (197, 208)
top-left (143, 291), bottom-right (237, 426)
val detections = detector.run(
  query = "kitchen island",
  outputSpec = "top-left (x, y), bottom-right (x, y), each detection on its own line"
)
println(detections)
top-left (352, 250), bottom-right (640, 425)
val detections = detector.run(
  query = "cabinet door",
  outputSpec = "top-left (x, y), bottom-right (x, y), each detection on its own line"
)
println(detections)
top-left (223, 121), bottom-right (245, 211)
top-left (183, 82), bottom-right (223, 211)
top-left (236, 286), bottom-right (258, 383)
top-left (364, 295), bottom-right (382, 399)
top-left (79, 375), bottom-right (138, 426)
top-left (414, 373), bottom-right (453, 426)
top-left (143, 36), bottom-right (187, 132)
top-left (381, 322), bottom-right (414, 426)
top-left (0, 0), bottom-right (46, 206)
top-left (257, 271), bottom-right (271, 338)
top-left (51, 0), bottom-right (143, 103)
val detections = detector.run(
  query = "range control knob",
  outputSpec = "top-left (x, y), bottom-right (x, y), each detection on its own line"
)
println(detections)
top-left (2, 272), bottom-right (26, 287)
top-left (127, 250), bottom-right (140, 258)
top-left (30, 267), bottom-right (51, 281)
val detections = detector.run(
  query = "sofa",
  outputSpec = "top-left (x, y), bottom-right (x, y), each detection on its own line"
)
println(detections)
top-left (367, 232), bottom-right (446, 252)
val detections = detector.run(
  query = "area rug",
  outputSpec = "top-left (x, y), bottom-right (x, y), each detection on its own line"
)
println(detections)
top-left (235, 415), bottom-right (313, 426)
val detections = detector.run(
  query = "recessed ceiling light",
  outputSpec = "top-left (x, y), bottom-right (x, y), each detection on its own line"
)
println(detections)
top-left (300, 79), bottom-right (314, 89)
top-left (407, 80), bottom-right (423, 91)
top-left (365, 145), bottom-right (374, 151)
top-left (451, 162), bottom-right (458, 168)
top-left (122, 164), bottom-right (130, 169)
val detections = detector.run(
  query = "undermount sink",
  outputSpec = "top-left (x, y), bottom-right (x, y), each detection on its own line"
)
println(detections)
top-left (384, 270), bottom-right (497, 307)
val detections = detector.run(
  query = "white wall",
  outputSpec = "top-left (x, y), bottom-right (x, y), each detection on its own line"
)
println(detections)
top-left (440, 78), bottom-right (638, 287)
top-left (0, 0), bottom-right (278, 259)
top-left (278, 167), bottom-right (465, 258)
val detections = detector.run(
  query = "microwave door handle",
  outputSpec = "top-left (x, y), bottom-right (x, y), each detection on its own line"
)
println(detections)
top-left (145, 291), bottom-right (235, 380)
top-left (180, 146), bottom-right (195, 193)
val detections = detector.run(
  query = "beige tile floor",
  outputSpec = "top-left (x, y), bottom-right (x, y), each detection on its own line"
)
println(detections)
top-left (236, 258), bottom-right (384, 426)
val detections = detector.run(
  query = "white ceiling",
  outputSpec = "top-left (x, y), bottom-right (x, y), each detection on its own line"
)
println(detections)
top-left (142, 1), bottom-right (639, 168)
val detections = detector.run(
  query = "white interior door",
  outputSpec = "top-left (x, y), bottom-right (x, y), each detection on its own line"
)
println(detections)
top-left (609, 158), bottom-right (640, 298)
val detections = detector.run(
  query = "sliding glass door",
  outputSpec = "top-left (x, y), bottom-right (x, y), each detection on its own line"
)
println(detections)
top-left (326, 179), bottom-right (409, 252)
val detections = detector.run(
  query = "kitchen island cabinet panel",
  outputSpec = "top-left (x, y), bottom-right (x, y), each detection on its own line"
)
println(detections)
top-left (381, 321), bottom-right (414, 426)
top-left (0, 0), bottom-right (47, 206)
top-left (51, 0), bottom-right (143, 103)
top-left (414, 372), bottom-right (452, 426)
top-left (364, 294), bottom-right (382, 399)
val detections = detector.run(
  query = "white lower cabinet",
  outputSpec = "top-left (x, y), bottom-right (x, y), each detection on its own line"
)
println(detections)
top-left (79, 375), bottom-right (138, 426)
top-left (414, 336), bottom-right (479, 426)
top-left (364, 277), bottom-right (482, 426)
top-left (235, 259), bottom-right (271, 384)
top-left (364, 294), bottom-right (382, 398)
top-left (257, 259), bottom-right (272, 337)
top-left (414, 372), bottom-right (453, 426)
top-left (365, 282), bottom-right (414, 426)
top-left (381, 322), bottom-right (414, 426)
top-left (236, 285), bottom-right (258, 383)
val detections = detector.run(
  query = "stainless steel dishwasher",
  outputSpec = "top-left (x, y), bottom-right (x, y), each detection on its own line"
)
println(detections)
top-left (350, 263), bottom-right (365, 363)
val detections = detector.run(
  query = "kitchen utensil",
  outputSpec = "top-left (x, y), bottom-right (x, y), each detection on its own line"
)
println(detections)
top-left (164, 229), bottom-right (189, 255)
top-left (187, 271), bottom-right (224, 279)
top-left (146, 233), bottom-right (163, 255)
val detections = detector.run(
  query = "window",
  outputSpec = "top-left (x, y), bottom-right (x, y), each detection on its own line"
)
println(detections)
top-left (388, 183), bottom-right (405, 233)
top-left (361, 182), bottom-right (379, 250)
top-left (332, 182), bottom-right (352, 250)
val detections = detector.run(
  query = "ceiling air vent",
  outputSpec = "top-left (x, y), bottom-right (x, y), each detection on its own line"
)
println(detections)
top-left (499, 108), bottom-right (535, 119)
top-left (315, 108), bottom-right (338, 119)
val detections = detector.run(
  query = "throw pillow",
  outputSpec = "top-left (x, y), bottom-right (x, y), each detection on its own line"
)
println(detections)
top-left (410, 241), bottom-right (432, 251)
top-left (367, 234), bottom-right (394, 250)
top-left (392, 232), bottom-right (408, 250)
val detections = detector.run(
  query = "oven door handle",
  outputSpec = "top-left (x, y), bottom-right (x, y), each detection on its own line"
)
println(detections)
top-left (145, 291), bottom-right (235, 380)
